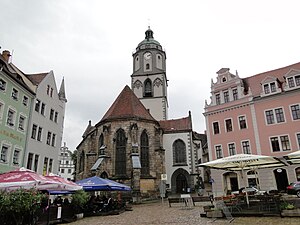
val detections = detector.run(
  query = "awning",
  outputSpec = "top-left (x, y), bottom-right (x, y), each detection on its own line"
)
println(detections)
top-left (91, 158), bottom-right (104, 171)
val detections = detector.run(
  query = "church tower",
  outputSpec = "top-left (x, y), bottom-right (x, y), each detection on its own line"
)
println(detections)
top-left (131, 27), bottom-right (168, 121)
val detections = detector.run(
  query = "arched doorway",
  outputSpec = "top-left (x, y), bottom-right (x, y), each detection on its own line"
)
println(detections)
top-left (171, 168), bottom-right (190, 194)
top-left (273, 168), bottom-right (288, 191)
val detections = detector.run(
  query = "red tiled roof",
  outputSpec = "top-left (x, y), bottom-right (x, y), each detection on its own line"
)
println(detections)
top-left (159, 116), bottom-right (192, 133)
top-left (244, 62), bottom-right (300, 96)
top-left (26, 73), bottom-right (48, 85)
top-left (100, 85), bottom-right (156, 122)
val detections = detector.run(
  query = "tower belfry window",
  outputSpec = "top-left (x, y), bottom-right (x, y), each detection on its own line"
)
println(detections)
top-left (144, 79), bottom-right (152, 97)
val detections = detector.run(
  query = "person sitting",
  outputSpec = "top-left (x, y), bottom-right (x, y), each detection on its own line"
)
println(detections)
top-left (102, 196), bottom-right (114, 212)
top-left (54, 196), bottom-right (63, 206)
top-left (87, 195), bottom-right (98, 213)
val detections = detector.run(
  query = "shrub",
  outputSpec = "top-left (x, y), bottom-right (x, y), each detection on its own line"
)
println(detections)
top-left (71, 190), bottom-right (89, 214)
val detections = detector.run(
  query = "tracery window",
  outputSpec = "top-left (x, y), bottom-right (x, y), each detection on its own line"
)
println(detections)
top-left (115, 129), bottom-right (126, 176)
top-left (140, 130), bottom-right (149, 175)
top-left (173, 139), bottom-right (186, 165)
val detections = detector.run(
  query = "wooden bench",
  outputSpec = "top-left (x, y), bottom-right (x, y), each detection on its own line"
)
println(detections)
top-left (167, 198), bottom-right (187, 207)
top-left (192, 196), bottom-right (212, 206)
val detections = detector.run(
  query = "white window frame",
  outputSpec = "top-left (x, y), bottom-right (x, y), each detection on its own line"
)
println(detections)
top-left (7, 108), bottom-right (16, 127)
top-left (13, 148), bottom-right (21, 165)
top-left (11, 88), bottom-right (19, 100)
top-left (290, 103), bottom-right (300, 121)
top-left (212, 121), bottom-right (220, 135)
top-left (18, 114), bottom-right (26, 131)
top-left (228, 142), bottom-right (236, 156)
top-left (0, 78), bottom-right (7, 91)
top-left (241, 140), bottom-right (251, 154)
top-left (265, 107), bottom-right (286, 125)
top-left (225, 118), bottom-right (233, 132)
top-left (270, 134), bottom-right (291, 152)
top-left (238, 115), bottom-right (247, 130)
top-left (1, 144), bottom-right (10, 163)
top-left (0, 101), bottom-right (4, 120)
top-left (215, 145), bottom-right (223, 159)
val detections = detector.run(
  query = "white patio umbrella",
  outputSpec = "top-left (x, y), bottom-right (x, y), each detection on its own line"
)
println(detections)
top-left (198, 153), bottom-right (287, 206)
top-left (283, 150), bottom-right (300, 164)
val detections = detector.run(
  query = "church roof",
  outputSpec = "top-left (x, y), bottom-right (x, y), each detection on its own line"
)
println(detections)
top-left (99, 85), bottom-right (156, 123)
top-left (137, 27), bottom-right (161, 48)
top-left (159, 116), bottom-right (192, 133)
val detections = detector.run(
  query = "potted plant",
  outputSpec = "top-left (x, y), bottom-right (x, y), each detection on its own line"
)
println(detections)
top-left (71, 190), bottom-right (89, 219)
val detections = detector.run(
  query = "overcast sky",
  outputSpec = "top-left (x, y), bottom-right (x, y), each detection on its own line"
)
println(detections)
top-left (1, 0), bottom-right (300, 151)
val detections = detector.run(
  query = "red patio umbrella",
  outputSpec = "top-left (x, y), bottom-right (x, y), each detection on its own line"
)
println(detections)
top-left (0, 167), bottom-right (62, 191)
top-left (45, 173), bottom-right (82, 191)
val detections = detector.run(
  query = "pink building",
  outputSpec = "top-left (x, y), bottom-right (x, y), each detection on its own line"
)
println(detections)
top-left (204, 62), bottom-right (300, 196)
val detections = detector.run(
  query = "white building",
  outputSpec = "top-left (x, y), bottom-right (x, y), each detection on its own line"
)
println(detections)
top-left (58, 143), bottom-right (75, 181)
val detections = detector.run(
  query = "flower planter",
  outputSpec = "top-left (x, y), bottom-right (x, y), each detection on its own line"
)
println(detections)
top-left (75, 213), bottom-right (84, 219)
top-left (281, 209), bottom-right (300, 217)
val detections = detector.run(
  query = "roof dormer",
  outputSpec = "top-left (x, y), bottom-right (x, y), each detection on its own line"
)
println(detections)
top-left (284, 69), bottom-right (300, 91)
top-left (260, 76), bottom-right (281, 96)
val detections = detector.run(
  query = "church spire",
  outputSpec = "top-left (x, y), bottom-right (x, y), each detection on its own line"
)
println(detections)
top-left (58, 77), bottom-right (67, 102)
top-left (145, 26), bottom-right (154, 40)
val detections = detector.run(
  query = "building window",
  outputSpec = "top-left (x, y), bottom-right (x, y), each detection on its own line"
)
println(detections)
top-left (228, 143), bottom-right (236, 156)
top-left (275, 108), bottom-right (285, 123)
top-left (51, 133), bottom-right (56, 147)
top-left (68, 169), bottom-right (72, 174)
top-left (270, 135), bottom-right (290, 152)
top-left (242, 141), bottom-right (251, 154)
top-left (291, 104), bottom-right (300, 120)
top-left (35, 99), bottom-right (41, 112)
top-left (49, 159), bottom-right (53, 173)
top-left (41, 103), bottom-right (46, 115)
top-left (224, 91), bottom-right (229, 103)
top-left (7, 109), bottom-right (15, 126)
top-left (27, 153), bottom-right (33, 170)
top-left (61, 168), bottom-right (65, 173)
top-left (13, 149), bottom-right (20, 165)
top-left (1, 145), bottom-right (8, 163)
top-left (232, 89), bottom-right (238, 100)
top-left (50, 109), bottom-right (54, 121)
top-left (34, 155), bottom-right (39, 172)
top-left (213, 122), bottom-right (220, 134)
top-left (296, 75), bottom-right (300, 86)
top-left (18, 115), bottom-right (25, 131)
top-left (50, 88), bottom-right (53, 97)
top-left (115, 129), bottom-right (126, 176)
top-left (37, 127), bottom-right (42, 141)
top-left (173, 139), bottom-right (187, 165)
top-left (225, 119), bottom-right (233, 132)
top-left (23, 96), bottom-right (28, 106)
top-left (216, 94), bottom-right (221, 105)
top-left (66, 160), bottom-right (69, 165)
top-left (54, 112), bottom-right (58, 123)
top-left (238, 116), bottom-right (247, 129)
top-left (270, 82), bottom-right (276, 92)
top-left (43, 157), bottom-right (48, 175)
top-left (0, 79), bottom-right (6, 91)
top-left (297, 133), bottom-right (300, 149)
top-left (0, 102), bottom-right (3, 120)
top-left (265, 110), bottom-right (275, 124)
top-left (288, 77), bottom-right (295, 88)
top-left (264, 84), bottom-right (270, 94)
top-left (79, 151), bottom-right (85, 172)
top-left (47, 85), bottom-right (50, 95)
top-left (271, 137), bottom-right (280, 152)
top-left (144, 79), bottom-right (152, 97)
top-left (31, 124), bottom-right (37, 139)
top-left (11, 88), bottom-right (18, 100)
top-left (141, 130), bottom-right (150, 175)
top-left (215, 145), bottom-right (223, 159)
top-left (47, 132), bottom-right (52, 145)
top-left (280, 135), bottom-right (291, 151)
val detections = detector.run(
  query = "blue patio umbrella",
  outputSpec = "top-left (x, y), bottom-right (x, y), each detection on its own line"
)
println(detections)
top-left (76, 176), bottom-right (131, 191)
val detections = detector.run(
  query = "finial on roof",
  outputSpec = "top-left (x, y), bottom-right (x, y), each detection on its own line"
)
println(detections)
top-left (58, 77), bottom-right (67, 103)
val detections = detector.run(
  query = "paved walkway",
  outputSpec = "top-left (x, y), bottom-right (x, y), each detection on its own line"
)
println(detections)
top-left (63, 201), bottom-right (300, 225)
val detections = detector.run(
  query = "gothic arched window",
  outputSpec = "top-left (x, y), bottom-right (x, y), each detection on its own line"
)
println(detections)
top-left (98, 133), bottom-right (104, 155)
top-left (144, 79), bottom-right (152, 97)
top-left (79, 151), bottom-right (85, 172)
top-left (141, 130), bottom-right (149, 175)
top-left (115, 129), bottom-right (126, 176)
top-left (173, 139), bottom-right (186, 165)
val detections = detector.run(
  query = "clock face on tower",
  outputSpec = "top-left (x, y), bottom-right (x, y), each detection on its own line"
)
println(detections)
top-left (144, 52), bottom-right (151, 60)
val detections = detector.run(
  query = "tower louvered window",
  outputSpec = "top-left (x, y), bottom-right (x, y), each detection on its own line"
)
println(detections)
top-left (115, 129), bottom-right (126, 176)
top-left (144, 79), bottom-right (152, 97)
top-left (141, 130), bottom-right (149, 175)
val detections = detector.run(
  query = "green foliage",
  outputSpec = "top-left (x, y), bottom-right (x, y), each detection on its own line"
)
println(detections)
top-left (71, 190), bottom-right (89, 213)
top-left (280, 202), bottom-right (295, 210)
top-left (0, 189), bottom-right (45, 225)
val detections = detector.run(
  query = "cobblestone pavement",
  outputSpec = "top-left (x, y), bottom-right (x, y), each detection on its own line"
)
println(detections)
top-left (63, 201), bottom-right (300, 225)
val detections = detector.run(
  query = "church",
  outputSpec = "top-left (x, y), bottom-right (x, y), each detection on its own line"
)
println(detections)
top-left (75, 28), bottom-right (207, 200)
